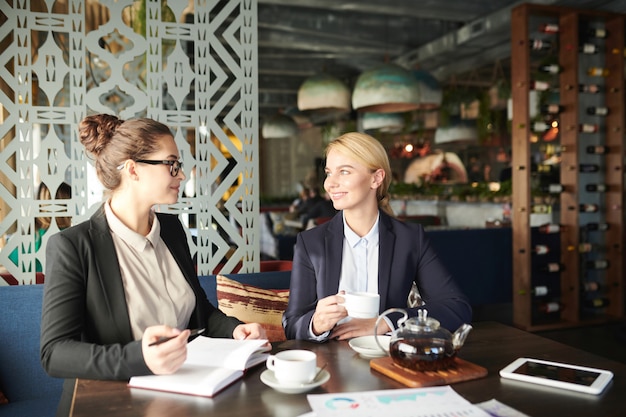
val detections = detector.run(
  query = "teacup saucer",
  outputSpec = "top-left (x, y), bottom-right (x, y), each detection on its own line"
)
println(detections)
top-left (260, 367), bottom-right (330, 394)
top-left (349, 335), bottom-right (390, 359)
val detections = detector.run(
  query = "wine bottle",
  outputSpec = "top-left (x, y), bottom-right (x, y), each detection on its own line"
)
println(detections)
top-left (542, 183), bottom-right (564, 194)
top-left (540, 104), bottom-right (563, 115)
top-left (586, 106), bottom-right (609, 116)
top-left (519, 285), bottom-right (551, 296)
top-left (532, 121), bottom-right (552, 132)
top-left (537, 301), bottom-right (562, 314)
top-left (586, 259), bottom-right (609, 269)
top-left (579, 124), bottom-right (599, 133)
top-left (539, 23), bottom-right (559, 33)
top-left (567, 242), bottom-right (595, 253)
top-left (587, 67), bottom-right (609, 77)
top-left (582, 281), bottom-right (601, 292)
top-left (587, 27), bottom-right (608, 38)
top-left (539, 64), bottom-right (560, 74)
top-left (539, 262), bottom-right (564, 273)
top-left (530, 80), bottom-right (551, 91)
top-left (530, 39), bottom-right (553, 50)
top-left (532, 204), bottom-right (551, 214)
top-left (584, 297), bottom-right (610, 309)
top-left (579, 164), bottom-right (599, 173)
top-left (532, 244), bottom-right (550, 255)
top-left (538, 223), bottom-right (562, 234)
top-left (585, 183), bottom-right (607, 192)
top-left (579, 43), bottom-right (599, 54)
top-left (586, 145), bottom-right (609, 155)
top-left (579, 203), bottom-right (599, 213)
top-left (585, 222), bottom-right (609, 231)
top-left (579, 84), bottom-right (601, 94)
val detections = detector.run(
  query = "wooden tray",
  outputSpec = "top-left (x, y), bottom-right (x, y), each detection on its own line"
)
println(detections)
top-left (370, 357), bottom-right (488, 387)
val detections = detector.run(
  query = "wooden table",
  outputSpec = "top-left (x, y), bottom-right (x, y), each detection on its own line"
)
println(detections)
top-left (70, 322), bottom-right (626, 417)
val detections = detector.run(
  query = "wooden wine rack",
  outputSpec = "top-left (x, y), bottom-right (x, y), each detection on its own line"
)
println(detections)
top-left (511, 3), bottom-right (625, 331)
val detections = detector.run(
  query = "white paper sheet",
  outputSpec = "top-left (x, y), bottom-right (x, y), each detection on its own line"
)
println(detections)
top-left (306, 386), bottom-right (493, 417)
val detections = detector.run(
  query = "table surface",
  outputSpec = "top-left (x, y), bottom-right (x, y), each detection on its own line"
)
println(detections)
top-left (69, 322), bottom-right (626, 417)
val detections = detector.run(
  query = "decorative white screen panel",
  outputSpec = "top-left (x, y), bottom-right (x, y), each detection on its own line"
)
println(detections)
top-left (0, 0), bottom-right (260, 284)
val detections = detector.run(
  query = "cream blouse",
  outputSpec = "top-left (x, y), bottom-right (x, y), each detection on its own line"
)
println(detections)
top-left (104, 202), bottom-right (195, 340)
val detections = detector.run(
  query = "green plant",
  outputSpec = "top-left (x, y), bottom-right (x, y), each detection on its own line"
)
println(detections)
top-left (439, 87), bottom-right (480, 127)
top-left (388, 182), bottom-right (420, 197)
top-left (494, 78), bottom-right (511, 100)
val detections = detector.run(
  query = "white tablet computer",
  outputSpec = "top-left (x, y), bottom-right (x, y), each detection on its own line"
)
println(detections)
top-left (500, 357), bottom-right (613, 395)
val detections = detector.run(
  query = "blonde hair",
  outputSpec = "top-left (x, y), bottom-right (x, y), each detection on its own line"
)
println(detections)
top-left (325, 132), bottom-right (394, 216)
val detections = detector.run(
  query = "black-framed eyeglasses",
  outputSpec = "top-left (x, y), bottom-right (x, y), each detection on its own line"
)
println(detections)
top-left (135, 159), bottom-right (183, 177)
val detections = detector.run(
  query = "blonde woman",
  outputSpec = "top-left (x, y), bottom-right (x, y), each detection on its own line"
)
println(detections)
top-left (283, 132), bottom-right (471, 341)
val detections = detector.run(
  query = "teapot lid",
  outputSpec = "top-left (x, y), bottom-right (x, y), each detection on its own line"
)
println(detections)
top-left (406, 309), bottom-right (441, 331)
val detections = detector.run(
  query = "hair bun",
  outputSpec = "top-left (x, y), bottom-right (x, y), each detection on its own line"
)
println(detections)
top-left (79, 114), bottom-right (123, 156)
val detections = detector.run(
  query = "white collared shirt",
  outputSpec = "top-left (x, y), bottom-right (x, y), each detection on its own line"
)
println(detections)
top-left (308, 212), bottom-right (380, 340)
top-left (339, 211), bottom-right (380, 294)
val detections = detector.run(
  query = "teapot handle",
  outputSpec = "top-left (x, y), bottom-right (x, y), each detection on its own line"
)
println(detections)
top-left (374, 308), bottom-right (408, 353)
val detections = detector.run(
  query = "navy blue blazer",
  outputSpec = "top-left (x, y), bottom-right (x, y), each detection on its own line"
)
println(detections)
top-left (283, 210), bottom-right (472, 340)
top-left (40, 205), bottom-right (241, 381)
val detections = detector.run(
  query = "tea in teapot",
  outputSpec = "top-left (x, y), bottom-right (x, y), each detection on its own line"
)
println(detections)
top-left (374, 308), bottom-right (472, 372)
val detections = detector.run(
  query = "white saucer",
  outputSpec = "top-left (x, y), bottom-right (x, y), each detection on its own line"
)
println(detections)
top-left (260, 367), bottom-right (330, 394)
top-left (349, 335), bottom-right (390, 359)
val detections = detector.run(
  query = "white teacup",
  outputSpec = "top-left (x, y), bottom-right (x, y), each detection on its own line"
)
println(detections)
top-left (342, 292), bottom-right (380, 318)
top-left (266, 349), bottom-right (317, 385)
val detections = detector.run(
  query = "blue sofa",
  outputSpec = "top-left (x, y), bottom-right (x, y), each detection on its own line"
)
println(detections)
top-left (426, 227), bottom-right (513, 306)
top-left (0, 285), bottom-right (63, 417)
top-left (0, 272), bottom-right (291, 417)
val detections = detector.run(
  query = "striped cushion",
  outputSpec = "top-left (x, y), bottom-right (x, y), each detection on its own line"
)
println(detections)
top-left (216, 274), bottom-right (289, 342)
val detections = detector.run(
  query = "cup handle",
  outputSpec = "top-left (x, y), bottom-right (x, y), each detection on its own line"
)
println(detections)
top-left (266, 356), bottom-right (275, 371)
top-left (337, 293), bottom-right (346, 307)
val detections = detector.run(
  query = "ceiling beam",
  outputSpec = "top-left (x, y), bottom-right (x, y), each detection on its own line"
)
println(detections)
top-left (258, 22), bottom-right (391, 49)
top-left (432, 42), bottom-right (512, 82)
top-left (258, 0), bottom-right (501, 22)
top-left (394, 0), bottom-right (560, 77)
top-left (258, 38), bottom-right (399, 56)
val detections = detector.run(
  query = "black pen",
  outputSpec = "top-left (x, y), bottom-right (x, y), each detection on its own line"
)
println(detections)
top-left (149, 327), bottom-right (205, 347)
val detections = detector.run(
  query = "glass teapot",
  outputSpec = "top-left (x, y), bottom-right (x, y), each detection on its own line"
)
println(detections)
top-left (374, 308), bottom-right (472, 372)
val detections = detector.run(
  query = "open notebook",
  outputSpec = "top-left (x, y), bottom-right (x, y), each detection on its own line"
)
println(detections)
top-left (128, 336), bottom-right (270, 397)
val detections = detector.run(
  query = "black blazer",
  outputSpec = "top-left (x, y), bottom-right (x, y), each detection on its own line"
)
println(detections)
top-left (40, 205), bottom-right (241, 381)
top-left (283, 211), bottom-right (472, 340)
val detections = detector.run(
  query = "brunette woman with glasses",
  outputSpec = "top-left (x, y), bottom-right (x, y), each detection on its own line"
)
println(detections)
top-left (40, 114), bottom-right (266, 416)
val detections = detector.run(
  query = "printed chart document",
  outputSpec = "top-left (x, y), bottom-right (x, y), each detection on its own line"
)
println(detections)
top-left (128, 336), bottom-right (269, 397)
top-left (306, 386), bottom-right (493, 417)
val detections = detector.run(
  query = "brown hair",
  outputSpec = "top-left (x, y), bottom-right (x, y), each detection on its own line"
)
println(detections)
top-left (78, 114), bottom-right (173, 190)
top-left (325, 132), bottom-right (394, 216)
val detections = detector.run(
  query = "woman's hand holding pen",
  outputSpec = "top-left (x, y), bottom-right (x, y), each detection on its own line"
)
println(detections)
top-left (142, 325), bottom-right (189, 375)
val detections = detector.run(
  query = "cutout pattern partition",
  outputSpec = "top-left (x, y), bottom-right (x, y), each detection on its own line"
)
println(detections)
top-left (0, 0), bottom-right (259, 284)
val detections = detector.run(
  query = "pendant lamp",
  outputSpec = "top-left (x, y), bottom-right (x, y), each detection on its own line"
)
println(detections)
top-left (297, 73), bottom-right (351, 116)
top-left (413, 70), bottom-right (442, 110)
top-left (352, 63), bottom-right (420, 113)
top-left (362, 112), bottom-right (405, 133)
top-left (434, 121), bottom-right (478, 144)
top-left (261, 113), bottom-right (298, 139)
